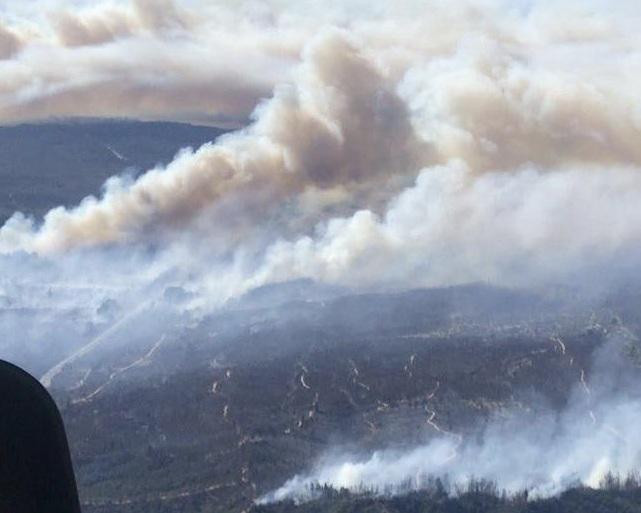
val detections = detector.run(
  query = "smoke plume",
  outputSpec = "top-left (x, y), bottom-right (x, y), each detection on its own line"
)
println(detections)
top-left (263, 334), bottom-right (641, 502)
top-left (3, 0), bottom-right (641, 500)
top-left (1, 0), bottom-right (641, 294)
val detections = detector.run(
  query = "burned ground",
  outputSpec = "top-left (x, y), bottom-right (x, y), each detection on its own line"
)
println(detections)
top-left (45, 284), bottom-right (634, 513)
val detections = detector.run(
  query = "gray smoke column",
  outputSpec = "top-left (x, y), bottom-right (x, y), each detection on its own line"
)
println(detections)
top-left (2, 0), bottom-right (641, 293)
top-left (0, 22), bottom-right (22, 59)
top-left (2, 1), bottom-right (641, 324)
top-left (0, 28), bottom-right (428, 255)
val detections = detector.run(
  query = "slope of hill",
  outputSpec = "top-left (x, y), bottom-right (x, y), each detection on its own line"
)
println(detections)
top-left (3, 121), bottom-right (641, 513)
top-left (0, 120), bottom-right (227, 224)
top-left (44, 283), bottom-right (636, 513)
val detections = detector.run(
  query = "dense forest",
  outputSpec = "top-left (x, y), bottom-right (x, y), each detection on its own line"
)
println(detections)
top-left (253, 473), bottom-right (641, 513)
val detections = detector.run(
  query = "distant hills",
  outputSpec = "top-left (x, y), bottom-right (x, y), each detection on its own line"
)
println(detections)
top-left (0, 120), bottom-right (229, 224)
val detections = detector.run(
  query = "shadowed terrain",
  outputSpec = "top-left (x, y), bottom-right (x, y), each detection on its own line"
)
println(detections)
top-left (44, 282), bottom-right (640, 513)
top-left (0, 120), bottom-right (227, 224)
top-left (3, 120), bottom-right (641, 513)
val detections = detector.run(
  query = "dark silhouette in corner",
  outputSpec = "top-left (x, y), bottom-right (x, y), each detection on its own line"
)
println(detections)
top-left (0, 360), bottom-right (81, 513)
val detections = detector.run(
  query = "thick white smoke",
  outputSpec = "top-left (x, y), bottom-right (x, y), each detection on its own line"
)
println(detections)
top-left (1, 27), bottom-right (428, 255)
top-left (249, 162), bottom-right (641, 289)
top-left (3, 0), bottom-right (641, 498)
top-left (263, 335), bottom-right (641, 502)
top-left (0, 2), bottom-right (641, 287)
top-left (2, 0), bottom-right (641, 367)
top-left (2, 0), bottom-right (641, 295)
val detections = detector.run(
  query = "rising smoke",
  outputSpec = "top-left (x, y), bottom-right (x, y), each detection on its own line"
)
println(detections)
top-left (2, 0), bottom-right (641, 500)
top-left (1, 0), bottom-right (641, 293)
top-left (263, 333), bottom-right (641, 502)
